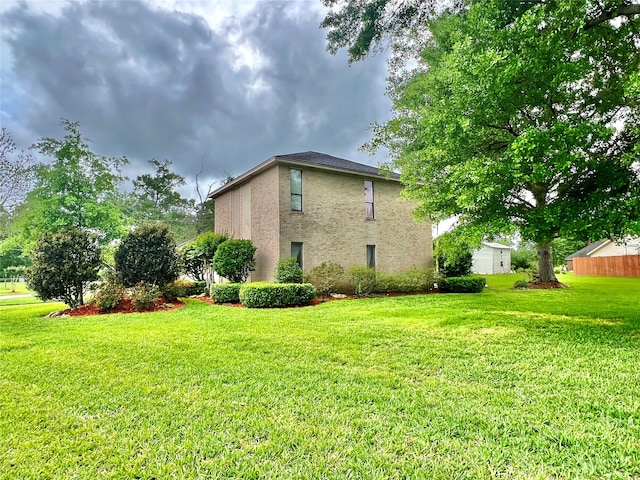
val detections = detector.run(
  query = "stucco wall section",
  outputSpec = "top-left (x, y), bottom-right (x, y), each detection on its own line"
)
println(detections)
top-left (278, 165), bottom-right (432, 276)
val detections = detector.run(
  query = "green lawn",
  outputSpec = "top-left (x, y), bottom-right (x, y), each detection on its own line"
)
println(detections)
top-left (0, 281), bottom-right (33, 296)
top-left (1, 274), bottom-right (639, 479)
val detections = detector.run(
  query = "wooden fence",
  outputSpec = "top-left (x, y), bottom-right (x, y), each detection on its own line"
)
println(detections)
top-left (573, 255), bottom-right (640, 277)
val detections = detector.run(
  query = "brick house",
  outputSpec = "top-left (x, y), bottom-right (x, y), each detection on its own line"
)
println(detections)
top-left (210, 151), bottom-right (432, 281)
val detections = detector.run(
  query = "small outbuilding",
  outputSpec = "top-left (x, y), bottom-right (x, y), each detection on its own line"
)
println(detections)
top-left (471, 242), bottom-right (512, 274)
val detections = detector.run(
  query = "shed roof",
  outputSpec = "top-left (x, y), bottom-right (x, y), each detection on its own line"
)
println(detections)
top-left (482, 242), bottom-right (512, 250)
top-left (210, 151), bottom-right (398, 199)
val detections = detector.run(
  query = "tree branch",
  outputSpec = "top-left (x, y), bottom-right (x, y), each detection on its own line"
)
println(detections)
top-left (585, 4), bottom-right (640, 29)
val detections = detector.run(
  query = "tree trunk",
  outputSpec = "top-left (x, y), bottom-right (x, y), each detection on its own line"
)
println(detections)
top-left (536, 243), bottom-right (558, 283)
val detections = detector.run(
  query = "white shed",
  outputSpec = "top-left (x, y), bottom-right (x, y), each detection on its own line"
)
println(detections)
top-left (471, 242), bottom-right (512, 274)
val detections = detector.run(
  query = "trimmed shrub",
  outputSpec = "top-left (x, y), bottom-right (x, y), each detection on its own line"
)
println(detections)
top-left (307, 261), bottom-right (345, 296)
top-left (213, 239), bottom-right (256, 283)
top-left (92, 275), bottom-right (125, 312)
top-left (440, 276), bottom-right (486, 293)
top-left (130, 282), bottom-right (161, 311)
top-left (347, 265), bottom-right (377, 296)
top-left (211, 283), bottom-right (242, 303)
top-left (115, 223), bottom-right (179, 287)
top-left (374, 267), bottom-right (435, 293)
top-left (26, 227), bottom-right (101, 309)
top-left (275, 257), bottom-right (303, 284)
top-left (239, 282), bottom-right (316, 308)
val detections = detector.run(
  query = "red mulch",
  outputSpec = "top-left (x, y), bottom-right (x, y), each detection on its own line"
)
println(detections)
top-left (196, 290), bottom-right (440, 309)
top-left (60, 298), bottom-right (185, 316)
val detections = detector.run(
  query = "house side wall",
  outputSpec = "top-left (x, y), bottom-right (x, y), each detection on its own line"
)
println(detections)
top-left (472, 246), bottom-right (494, 274)
top-left (249, 166), bottom-right (280, 281)
top-left (278, 166), bottom-right (432, 277)
top-left (590, 240), bottom-right (640, 257)
top-left (214, 167), bottom-right (280, 282)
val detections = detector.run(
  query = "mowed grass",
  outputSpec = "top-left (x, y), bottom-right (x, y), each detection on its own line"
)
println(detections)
top-left (1, 275), bottom-right (639, 479)
top-left (0, 281), bottom-right (33, 296)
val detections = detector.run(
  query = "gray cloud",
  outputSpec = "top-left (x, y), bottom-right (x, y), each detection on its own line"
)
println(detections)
top-left (1, 0), bottom-right (390, 192)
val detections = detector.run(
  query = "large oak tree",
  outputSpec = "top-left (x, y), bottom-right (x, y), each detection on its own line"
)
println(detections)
top-left (324, 0), bottom-right (640, 281)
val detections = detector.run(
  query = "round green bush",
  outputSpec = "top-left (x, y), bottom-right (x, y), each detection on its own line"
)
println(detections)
top-left (275, 257), bottom-right (303, 283)
top-left (213, 239), bottom-right (256, 283)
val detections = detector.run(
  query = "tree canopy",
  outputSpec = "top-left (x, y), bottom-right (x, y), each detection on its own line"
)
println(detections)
top-left (12, 120), bottom-right (127, 248)
top-left (325, 0), bottom-right (640, 281)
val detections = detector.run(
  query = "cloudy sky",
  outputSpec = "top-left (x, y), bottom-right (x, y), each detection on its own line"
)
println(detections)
top-left (0, 0), bottom-right (391, 197)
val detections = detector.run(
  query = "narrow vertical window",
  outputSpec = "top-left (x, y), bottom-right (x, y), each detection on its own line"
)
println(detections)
top-left (366, 245), bottom-right (376, 269)
top-left (290, 169), bottom-right (302, 211)
top-left (291, 242), bottom-right (303, 269)
top-left (364, 180), bottom-right (374, 219)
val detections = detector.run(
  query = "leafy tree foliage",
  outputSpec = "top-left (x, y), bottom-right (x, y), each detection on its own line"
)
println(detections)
top-left (127, 159), bottom-right (196, 243)
top-left (179, 232), bottom-right (228, 287)
top-left (213, 239), bottom-right (256, 283)
top-left (0, 128), bottom-right (34, 214)
top-left (0, 243), bottom-right (30, 278)
top-left (13, 120), bottom-right (127, 248)
top-left (354, 0), bottom-right (640, 281)
top-left (26, 228), bottom-right (101, 308)
top-left (194, 198), bottom-right (215, 235)
top-left (552, 238), bottom-right (587, 267)
top-left (114, 223), bottom-right (179, 287)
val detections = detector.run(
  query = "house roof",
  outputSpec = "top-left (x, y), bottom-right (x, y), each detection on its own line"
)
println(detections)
top-left (209, 151), bottom-right (399, 199)
top-left (565, 240), bottom-right (607, 260)
top-left (482, 242), bottom-right (512, 250)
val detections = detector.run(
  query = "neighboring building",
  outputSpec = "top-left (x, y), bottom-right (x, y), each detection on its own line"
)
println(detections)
top-left (210, 151), bottom-right (432, 281)
top-left (471, 242), bottom-right (512, 274)
top-left (565, 240), bottom-right (606, 271)
top-left (566, 238), bottom-right (640, 274)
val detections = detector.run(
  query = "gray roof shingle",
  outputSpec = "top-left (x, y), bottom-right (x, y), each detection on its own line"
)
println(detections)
top-left (210, 151), bottom-right (398, 199)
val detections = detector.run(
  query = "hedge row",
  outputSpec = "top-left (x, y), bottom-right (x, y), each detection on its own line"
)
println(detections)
top-left (239, 282), bottom-right (316, 308)
top-left (439, 276), bottom-right (486, 293)
top-left (210, 283), bottom-right (242, 303)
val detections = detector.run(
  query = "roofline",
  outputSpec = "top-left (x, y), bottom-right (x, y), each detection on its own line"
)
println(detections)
top-left (209, 154), bottom-right (399, 199)
top-left (586, 240), bottom-right (611, 256)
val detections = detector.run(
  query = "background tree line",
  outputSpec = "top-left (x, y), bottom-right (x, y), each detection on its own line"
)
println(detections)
top-left (0, 120), bottom-right (217, 275)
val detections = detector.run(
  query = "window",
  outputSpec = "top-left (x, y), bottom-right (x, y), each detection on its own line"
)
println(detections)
top-left (290, 169), bottom-right (302, 211)
top-left (364, 180), bottom-right (374, 219)
top-left (291, 242), bottom-right (303, 268)
top-left (366, 245), bottom-right (376, 269)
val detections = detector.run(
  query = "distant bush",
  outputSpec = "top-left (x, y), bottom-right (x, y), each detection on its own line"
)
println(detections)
top-left (347, 266), bottom-right (377, 296)
top-left (115, 223), bottom-right (179, 287)
top-left (275, 257), bottom-right (303, 284)
top-left (239, 283), bottom-right (316, 308)
top-left (513, 279), bottom-right (529, 289)
top-left (511, 248), bottom-right (536, 271)
top-left (306, 261), bottom-right (345, 297)
top-left (213, 239), bottom-right (256, 283)
top-left (374, 267), bottom-right (435, 293)
top-left (440, 276), bottom-right (486, 293)
top-left (130, 282), bottom-right (161, 311)
top-left (438, 252), bottom-right (473, 278)
top-left (210, 283), bottom-right (242, 303)
top-left (161, 279), bottom-right (206, 301)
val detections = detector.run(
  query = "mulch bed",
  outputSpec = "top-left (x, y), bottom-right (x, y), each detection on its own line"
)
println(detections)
top-left (57, 298), bottom-right (185, 317)
top-left (196, 290), bottom-right (440, 309)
